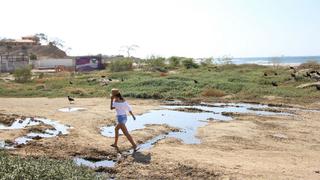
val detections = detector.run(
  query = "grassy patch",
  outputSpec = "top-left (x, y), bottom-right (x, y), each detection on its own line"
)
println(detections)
top-left (0, 151), bottom-right (103, 179)
top-left (0, 64), bottom-right (319, 103)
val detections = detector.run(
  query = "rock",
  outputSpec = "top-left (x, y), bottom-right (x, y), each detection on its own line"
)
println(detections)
top-left (32, 136), bottom-right (42, 140)
top-left (87, 78), bottom-right (97, 82)
top-left (270, 133), bottom-right (288, 140)
top-left (296, 82), bottom-right (320, 89)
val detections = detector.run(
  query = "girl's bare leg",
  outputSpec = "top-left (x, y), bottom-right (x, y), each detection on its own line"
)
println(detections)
top-left (112, 124), bottom-right (121, 147)
top-left (119, 124), bottom-right (137, 148)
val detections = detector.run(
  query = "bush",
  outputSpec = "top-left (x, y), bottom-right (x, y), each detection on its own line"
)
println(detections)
top-left (38, 73), bottom-right (44, 79)
top-left (200, 57), bottom-right (214, 67)
top-left (109, 58), bottom-right (133, 72)
top-left (145, 56), bottom-right (167, 72)
top-left (168, 56), bottom-right (181, 68)
top-left (29, 53), bottom-right (37, 60)
top-left (182, 58), bottom-right (199, 69)
top-left (13, 66), bottom-right (32, 83)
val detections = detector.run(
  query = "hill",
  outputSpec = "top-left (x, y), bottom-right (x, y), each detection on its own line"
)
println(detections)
top-left (0, 44), bottom-right (67, 59)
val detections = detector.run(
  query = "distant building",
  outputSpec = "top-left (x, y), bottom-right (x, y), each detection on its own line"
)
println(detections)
top-left (0, 35), bottom-right (40, 47)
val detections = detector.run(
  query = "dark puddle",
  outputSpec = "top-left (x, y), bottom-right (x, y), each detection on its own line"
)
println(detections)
top-left (0, 117), bottom-right (70, 149)
top-left (76, 103), bottom-right (293, 169)
top-left (58, 107), bottom-right (87, 112)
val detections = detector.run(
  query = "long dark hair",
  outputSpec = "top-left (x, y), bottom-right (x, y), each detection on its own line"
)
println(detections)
top-left (114, 93), bottom-right (125, 101)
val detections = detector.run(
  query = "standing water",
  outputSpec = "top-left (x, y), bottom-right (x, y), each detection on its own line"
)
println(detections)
top-left (0, 117), bottom-right (70, 147)
top-left (101, 103), bottom-right (290, 144)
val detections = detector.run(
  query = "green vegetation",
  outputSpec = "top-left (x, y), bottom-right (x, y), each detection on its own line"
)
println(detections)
top-left (181, 58), bottom-right (199, 69)
top-left (0, 151), bottom-right (103, 179)
top-left (1, 63), bottom-right (320, 103)
top-left (13, 66), bottom-right (32, 83)
top-left (109, 58), bottom-right (133, 72)
top-left (144, 55), bottom-right (167, 72)
top-left (29, 53), bottom-right (38, 60)
top-left (168, 56), bottom-right (181, 68)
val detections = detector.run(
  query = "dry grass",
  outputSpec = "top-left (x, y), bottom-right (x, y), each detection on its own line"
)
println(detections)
top-left (298, 61), bottom-right (320, 70)
top-left (201, 88), bottom-right (226, 97)
top-left (65, 87), bottom-right (88, 96)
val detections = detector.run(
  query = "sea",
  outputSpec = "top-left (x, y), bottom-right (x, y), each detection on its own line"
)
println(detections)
top-left (231, 56), bottom-right (320, 66)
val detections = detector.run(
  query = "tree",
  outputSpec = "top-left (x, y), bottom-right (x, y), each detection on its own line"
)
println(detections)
top-left (48, 38), bottom-right (65, 49)
top-left (120, 44), bottom-right (139, 57)
top-left (35, 33), bottom-right (48, 44)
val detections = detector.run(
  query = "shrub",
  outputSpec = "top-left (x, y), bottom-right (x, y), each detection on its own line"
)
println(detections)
top-left (13, 66), bottom-right (32, 83)
top-left (145, 55), bottom-right (167, 72)
top-left (168, 56), bottom-right (181, 68)
top-left (29, 53), bottom-right (37, 60)
top-left (109, 58), bottom-right (133, 72)
top-left (182, 58), bottom-right (199, 69)
top-left (200, 57), bottom-right (214, 67)
top-left (38, 72), bottom-right (44, 79)
top-left (202, 88), bottom-right (226, 97)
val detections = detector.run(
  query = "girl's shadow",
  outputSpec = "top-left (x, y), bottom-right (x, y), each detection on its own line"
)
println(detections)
top-left (132, 152), bottom-right (151, 164)
top-left (114, 146), bottom-right (151, 164)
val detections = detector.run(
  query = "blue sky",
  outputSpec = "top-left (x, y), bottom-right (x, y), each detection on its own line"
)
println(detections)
top-left (0, 0), bottom-right (319, 58)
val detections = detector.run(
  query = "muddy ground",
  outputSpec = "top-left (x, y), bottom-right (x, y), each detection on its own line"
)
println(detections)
top-left (0, 98), bottom-right (320, 179)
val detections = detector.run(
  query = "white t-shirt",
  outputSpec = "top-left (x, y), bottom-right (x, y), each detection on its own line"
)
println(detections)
top-left (112, 101), bottom-right (132, 115)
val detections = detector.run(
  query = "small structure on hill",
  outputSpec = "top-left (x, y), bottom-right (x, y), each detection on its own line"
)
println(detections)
top-left (0, 36), bottom-right (40, 47)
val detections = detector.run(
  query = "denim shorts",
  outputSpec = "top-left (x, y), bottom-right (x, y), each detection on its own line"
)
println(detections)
top-left (116, 115), bottom-right (127, 124)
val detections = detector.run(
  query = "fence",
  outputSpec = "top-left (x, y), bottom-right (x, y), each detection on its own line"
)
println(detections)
top-left (30, 59), bottom-right (74, 69)
top-left (0, 55), bottom-right (29, 73)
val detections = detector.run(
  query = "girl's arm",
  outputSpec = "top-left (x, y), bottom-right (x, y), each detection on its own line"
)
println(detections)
top-left (129, 111), bottom-right (136, 120)
top-left (110, 96), bottom-right (115, 110)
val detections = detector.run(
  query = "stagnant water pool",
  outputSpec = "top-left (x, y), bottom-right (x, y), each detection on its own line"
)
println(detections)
top-left (75, 103), bottom-right (292, 168)
top-left (101, 103), bottom-right (290, 144)
top-left (0, 117), bottom-right (70, 148)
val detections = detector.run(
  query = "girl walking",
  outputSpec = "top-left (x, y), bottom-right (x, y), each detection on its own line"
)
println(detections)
top-left (110, 89), bottom-right (139, 151)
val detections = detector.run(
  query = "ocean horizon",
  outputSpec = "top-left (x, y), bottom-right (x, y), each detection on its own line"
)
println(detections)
top-left (232, 56), bottom-right (320, 65)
